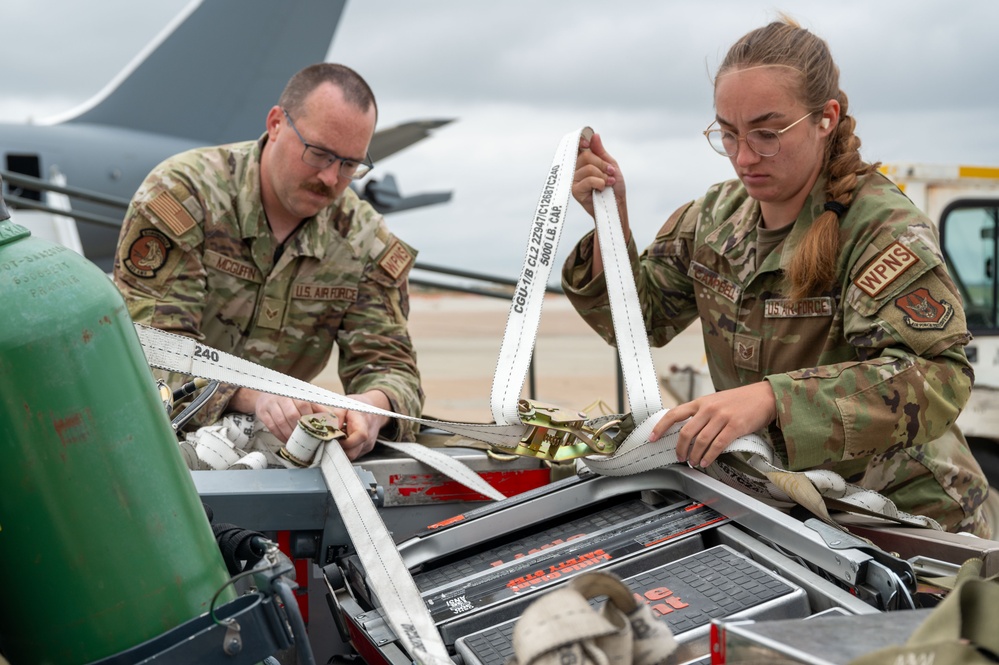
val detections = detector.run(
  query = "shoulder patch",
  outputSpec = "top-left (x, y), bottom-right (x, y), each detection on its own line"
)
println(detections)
top-left (378, 239), bottom-right (415, 280)
top-left (657, 200), bottom-right (695, 239)
top-left (147, 190), bottom-right (196, 236)
top-left (124, 229), bottom-right (172, 278)
top-left (894, 287), bottom-right (954, 330)
top-left (853, 241), bottom-right (920, 298)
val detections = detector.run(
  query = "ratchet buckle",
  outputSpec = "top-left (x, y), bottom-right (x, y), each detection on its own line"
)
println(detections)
top-left (514, 399), bottom-right (621, 461)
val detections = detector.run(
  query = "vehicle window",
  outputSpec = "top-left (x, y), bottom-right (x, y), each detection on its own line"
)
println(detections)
top-left (940, 201), bottom-right (999, 331)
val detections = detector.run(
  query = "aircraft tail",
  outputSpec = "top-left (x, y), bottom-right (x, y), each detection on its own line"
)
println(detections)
top-left (46, 0), bottom-right (347, 144)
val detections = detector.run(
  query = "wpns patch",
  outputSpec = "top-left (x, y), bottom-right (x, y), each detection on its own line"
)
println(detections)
top-left (125, 229), bottom-right (172, 277)
top-left (894, 287), bottom-right (953, 330)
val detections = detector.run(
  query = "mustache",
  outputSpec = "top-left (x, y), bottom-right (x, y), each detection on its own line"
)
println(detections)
top-left (302, 181), bottom-right (334, 198)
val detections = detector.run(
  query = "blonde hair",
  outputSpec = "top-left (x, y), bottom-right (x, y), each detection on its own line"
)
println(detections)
top-left (718, 16), bottom-right (878, 300)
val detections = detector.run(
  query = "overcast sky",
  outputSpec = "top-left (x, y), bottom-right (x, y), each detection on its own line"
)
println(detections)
top-left (4, 0), bottom-right (999, 282)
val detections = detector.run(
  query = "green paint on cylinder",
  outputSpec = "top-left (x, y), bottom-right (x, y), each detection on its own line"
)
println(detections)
top-left (0, 220), bottom-right (235, 664)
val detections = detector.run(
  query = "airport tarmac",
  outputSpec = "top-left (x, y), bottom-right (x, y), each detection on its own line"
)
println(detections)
top-left (313, 292), bottom-right (708, 424)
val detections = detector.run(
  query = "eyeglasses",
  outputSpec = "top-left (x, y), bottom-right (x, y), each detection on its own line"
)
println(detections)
top-left (281, 108), bottom-right (373, 179)
top-left (703, 111), bottom-right (816, 158)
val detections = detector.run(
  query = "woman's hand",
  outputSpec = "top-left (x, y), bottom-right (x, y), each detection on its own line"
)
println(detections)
top-left (572, 132), bottom-right (631, 275)
top-left (572, 132), bottom-right (627, 219)
top-left (650, 381), bottom-right (778, 467)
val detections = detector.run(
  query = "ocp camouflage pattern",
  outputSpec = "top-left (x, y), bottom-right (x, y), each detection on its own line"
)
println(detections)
top-left (563, 172), bottom-right (988, 535)
top-left (113, 137), bottom-right (423, 440)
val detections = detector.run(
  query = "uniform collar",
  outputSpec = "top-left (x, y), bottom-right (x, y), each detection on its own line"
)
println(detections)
top-left (700, 174), bottom-right (832, 276)
top-left (238, 135), bottom-right (271, 242)
top-left (772, 173), bottom-right (830, 273)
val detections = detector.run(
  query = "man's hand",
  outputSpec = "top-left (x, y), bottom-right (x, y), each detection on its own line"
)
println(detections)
top-left (650, 381), bottom-right (778, 468)
top-left (230, 387), bottom-right (393, 461)
top-left (230, 388), bottom-right (330, 443)
top-left (332, 390), bottom-right (392, 460)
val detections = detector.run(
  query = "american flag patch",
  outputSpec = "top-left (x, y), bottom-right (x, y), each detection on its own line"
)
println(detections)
top-left (148, 190), bottom-right (196, 236)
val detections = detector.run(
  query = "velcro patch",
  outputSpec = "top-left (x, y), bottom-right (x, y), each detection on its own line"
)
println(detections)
top-left (894, 288), bottom-right (954, 330)
top-left (293, 283), bottom-right (358, 301)
top-left (378, 239), bottom-right (415, 280)
top-left (691, 261), bottom-right (741, 302)
top-left (124, 229), bottom-right (172, 278)
top-left (204, 249), bottom-right (262, 283)
top-left (765, 297), bottom-right (833, 318)
top-left (147, 190), bottom-right (196, 236)
top-left (853, 241), bottom-right (919, 298)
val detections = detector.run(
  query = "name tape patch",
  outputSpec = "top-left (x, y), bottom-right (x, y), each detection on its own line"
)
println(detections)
top-left (691, 262), bottom-right (741, 302)
top-left (204, 249), bottom-right (262, 283)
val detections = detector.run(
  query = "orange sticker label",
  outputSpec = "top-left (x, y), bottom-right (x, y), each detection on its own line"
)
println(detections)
top-left (506, 549), bottom-right (612, 592)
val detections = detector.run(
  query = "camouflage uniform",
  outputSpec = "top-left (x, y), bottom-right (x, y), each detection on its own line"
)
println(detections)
top-left (563, 172), bottom-right (989, 535)
top-left (113, 137), bottom-right (423, 441)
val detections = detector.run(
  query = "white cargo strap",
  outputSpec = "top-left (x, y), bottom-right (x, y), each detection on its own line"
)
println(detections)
top-left (490, 128), bottom-right (586, 425)
top-left (137, 324), bottom-right (527, 449)
top-left (137, 331), bottom-right (502, 661)
top-left (319, 441), bottom-right (453, 665)
top-left (587, 179), bottom-right (664, 425)
top-left (377, 440), bottom-right (507, 502)
top-left (129, 130), bottom-right (590, 665)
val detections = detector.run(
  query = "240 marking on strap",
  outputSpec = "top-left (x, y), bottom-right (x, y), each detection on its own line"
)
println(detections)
top-left (193, 344), bottom-right (220, 363)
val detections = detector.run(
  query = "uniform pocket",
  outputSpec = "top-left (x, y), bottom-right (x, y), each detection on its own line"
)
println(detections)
top-left (203, 269), bottom-right (260, 336)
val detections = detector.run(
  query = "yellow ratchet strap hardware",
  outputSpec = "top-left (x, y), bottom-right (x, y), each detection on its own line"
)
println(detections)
top-left (514, 399), bottom-right (621, 461)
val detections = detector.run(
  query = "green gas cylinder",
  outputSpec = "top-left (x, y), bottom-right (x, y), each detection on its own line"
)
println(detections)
top-left (0, 201), bottom-right (234, 663)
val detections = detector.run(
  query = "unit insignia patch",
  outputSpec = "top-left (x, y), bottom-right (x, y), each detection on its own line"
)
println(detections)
top-left (125, 228), bottom-right (172, 278)
top-left (894, 287), bottom-right (953, 330)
